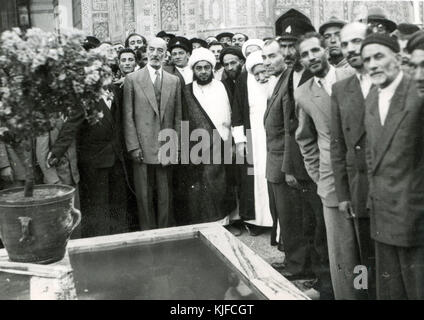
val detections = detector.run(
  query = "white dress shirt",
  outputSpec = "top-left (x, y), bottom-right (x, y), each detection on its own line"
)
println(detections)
top-left (378, 71), bottom-right (404, 126)
top-left (314, 65), bottom-right (337, 96)
top-left (147, 64), bottom-right (163, 84)
top-left (293, 68), bottom-right (304, 89)
top-left (356, 72), bottom-right (372, 99)
top-left (176, 65), bottom-right (193, 84)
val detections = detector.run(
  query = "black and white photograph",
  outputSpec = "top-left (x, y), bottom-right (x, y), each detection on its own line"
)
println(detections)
top-left (0, 0), bottom-right (423, 306)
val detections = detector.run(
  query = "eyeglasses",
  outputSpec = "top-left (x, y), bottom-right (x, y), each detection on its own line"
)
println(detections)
top-left (367, 22), bottom-right (387, 34)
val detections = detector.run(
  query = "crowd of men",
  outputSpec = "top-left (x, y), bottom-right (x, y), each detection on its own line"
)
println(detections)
top-left (0, 7), bottom-right (423, 300)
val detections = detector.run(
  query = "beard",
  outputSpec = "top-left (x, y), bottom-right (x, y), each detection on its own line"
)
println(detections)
top-left (193, 72), bottom-right (214, 85)
top-left (226, 65), bottom-right (242, 80)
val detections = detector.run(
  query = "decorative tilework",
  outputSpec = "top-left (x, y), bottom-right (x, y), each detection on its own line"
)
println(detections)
top-left (92, 0), bottom-right (107, 11)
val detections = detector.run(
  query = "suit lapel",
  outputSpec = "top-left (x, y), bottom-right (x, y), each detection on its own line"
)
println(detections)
top-left (310, 79), bottom-right (331, 119)
top-left (372, 76), bottom-right (409, 173)
top-left (264, 68), bottom-right (288, 121)
top-left (346, 76), bottom-right (366, 145)
top-left (139, 68), bottom-right (160, 116)
top-left (160, 72), bottom-right (172, 122)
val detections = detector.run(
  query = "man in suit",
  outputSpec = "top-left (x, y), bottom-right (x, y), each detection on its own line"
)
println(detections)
top-left (164, 36), bottom-right (193, 86)
top-left (262, 39), bottom-right (313, 281)
top-left (361, 33), bottom-right (424, 299)
top-left (123, 37), bottom-right (182, 231)
top-left (295, 32), bottom-right (360, 299)
top-left (330, 22), bottom-right (375, 299)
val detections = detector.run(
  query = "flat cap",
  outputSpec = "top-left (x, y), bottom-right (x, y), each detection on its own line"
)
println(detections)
top-left (406, 30), bottom-right (424, 53)
top-left (319, 17), bottom-right (347, 35)
top-left (361, 33), bottom-right (400, 53)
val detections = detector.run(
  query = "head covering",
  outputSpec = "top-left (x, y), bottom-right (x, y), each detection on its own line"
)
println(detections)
top-left (190, 38), bottom-right (208, 48)
top-left (189, 47), bottom-right (216, 69)
top-left (319, 16), bottom-right (347, 35)
top-left (83, 36), bottom-right (100, 51)
top-left (241, 39), bottom-right (264, 58)
top-left (245, 50), bottom-right (264, 74)
top-left (393, 23), bottom-right (420, 40)
top-left (168, 36), bottom-right (192, 54)
top-left (361, 33), bottom-right (400, 53)
top-left (363, 7), bottom-right (397, 33)
top-left (275, 8), bottom-right (315, 39)
top-left (406, 30), bottom-right (424, 53)
top-left (219, 46), bottom-right (245, 65)
top-left (156, 31), bottom-right (175, 40)
top-left (216, 32), bottom-right (234, 41)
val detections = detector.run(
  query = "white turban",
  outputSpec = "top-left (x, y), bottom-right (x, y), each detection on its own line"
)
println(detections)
top-left (245, 50), bottom-right (264, 75)
top-left (242, 39), bottom-right (265, 58)
top-left (188, 47), bottom-right (216, 70)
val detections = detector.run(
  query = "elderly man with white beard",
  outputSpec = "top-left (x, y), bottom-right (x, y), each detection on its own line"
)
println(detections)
top-left (173, 48), bottom-right (237, 226)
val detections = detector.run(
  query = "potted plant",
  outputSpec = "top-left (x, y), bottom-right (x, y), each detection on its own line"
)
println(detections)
top-left (0, 28), bottom-right (112, 264)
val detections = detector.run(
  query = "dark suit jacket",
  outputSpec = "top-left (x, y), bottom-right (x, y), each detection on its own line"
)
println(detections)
top-left (282, 68), bottom-right (313, 181)
top-left (164, 65), bottom-right (186, 87)
top-left (263, 67), bottom-right (291, 183)
top-left (123, 66), bottom-right (182, 165)
top-left (365, 75), bottom-right (424, 247)
top-left (331, 75), bottom-right (369, 218)
top-left (231, 71), bottom-right (249, 130)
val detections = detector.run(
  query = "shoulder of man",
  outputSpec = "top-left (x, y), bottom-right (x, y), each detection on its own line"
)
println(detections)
top-left (294, 77), bottom-right (314, 102)
top-left (333, 74), bottom-right (355, 93)
top-left (335, 66), bottom-right (355, 82)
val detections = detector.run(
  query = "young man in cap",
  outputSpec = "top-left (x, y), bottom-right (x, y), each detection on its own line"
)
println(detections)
top-left (330, 22), bottom-right (375, 299)
top-left (123, 37), bottom-right (182, 231)
top-left (393, 23), bottom-right (421, 74)
top-left (165, 36), bottom-right (193, 86)
top-left (216, 32), bottom-right (234, 47)
top-left (407, 30), bottom-right (424, 97)
top-left (295, 32), bottom-right (356, 299)
top-left (232, 33), bottom-right (249, 48)
top-left (319, 17), bottom-right (350, 69)
top-left (362, 33), bottom-right (424, 300)
top-left (174, 48), bottom-right (236, 226)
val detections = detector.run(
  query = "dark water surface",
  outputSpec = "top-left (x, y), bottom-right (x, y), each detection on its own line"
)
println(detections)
top-left (69, 237), bottom-right (259, 300)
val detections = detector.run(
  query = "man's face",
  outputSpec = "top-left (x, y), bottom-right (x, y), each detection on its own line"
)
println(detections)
top-left (367, 21), bottom-right (388, 35)
top-left (232, 34), bottom-right (247, 48)
top-left (220, 37), bottom-right (232, 46)
top-left (113, 43), bottom-right (124, 53)
top-left (252, 64), bottom-right (269, 84)
top-left (147, 38), bottom-right (167, 69)
top-left (279, 40), bottom-right (298, 68)
top-left (245, 45), bottom-right (261, 58)
top-left (299, 37), bottom-right (329, 76)
top-left (128, 35), bottom-right (144, 51)
top-left (262, 41), bottom-right (286, 76)
top-left (323, 26), bottom-right (343, 58)
top-left (163, 36), bottom-right (171, 44)
top-left (398, 39), bottom-right (411, 73)
top-left (222, 54), bottom-right (243, 80)
top-left (209, 44), bottom-right (223, 63)
top-left (171, 47), bottom-right (190, 68)
top-left (193, 61), bottom-right (214, 85)
top-left (362, 44), bottom-right (401, 89)
top-left (340, 25), bottom-right (366, 69)
top-left (119, 52), bottom-right (137, 75)
top-left (409, 49), bottom-right (424, 97)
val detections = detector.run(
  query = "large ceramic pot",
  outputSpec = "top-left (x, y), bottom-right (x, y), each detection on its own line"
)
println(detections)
top-left (0, 184), bottom-right (81, 264)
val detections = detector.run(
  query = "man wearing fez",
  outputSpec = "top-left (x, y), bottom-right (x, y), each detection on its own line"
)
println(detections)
top-left (217, 32), bottom-right (234, 47)
top-left (319, 17), bottom-right (351, 70)
top-left (362, 33), bottom-right (424, 300)
top-left (123, 37), bottom-right (182, 231)
top-left (392, 23), bottom-right (421, 74)
top-left (295, 32), bottom-right (355, 299)
top-left (175, 48), bottom-right (236, 226)
top-left (164, 36), bottom-right (193, 86)
top-left (330, 22), bottom-right (375, 299)
top-left (232, 33), bottom-right (249, 48)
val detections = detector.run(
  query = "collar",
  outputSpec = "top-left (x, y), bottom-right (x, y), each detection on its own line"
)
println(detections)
top-left (147, 64), bottom-right (162, 79)
top-left (314, 65), bottom-right (336, 87)
top-left (378, 71), bottom-right (403, 96)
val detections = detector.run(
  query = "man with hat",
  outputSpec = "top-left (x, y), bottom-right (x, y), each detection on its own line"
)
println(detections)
top-left (191, 38), bottom-right (208, 49)
top-left (83, 36), bottom-right (100, 51)
top-left (393, 23), bottom-right (421, 74)
top-left (164, 36), bottom-right (193, 86)
top-left (330, 22), bottom-right (375, 300)
top-left (219, 46), bottom-right (246, 97)
top-left (156, 31), bottom-right (175, 44)
top-left (174, 48), bottom-right (237, 226)
top-left (216, 32), bottom-right (234, 47)
top-left (361, 33), bottom-right (424, 300)
top-left (319, 17), bottom-right (351, 69)
top-left (208, 41), bottom-right (225, 80)
top-left (407, 30), bottom-right (424, 97)
top-left (232, 33), bottom-right (249, 48)
top-left (361, 7), bottom-right (397, 35)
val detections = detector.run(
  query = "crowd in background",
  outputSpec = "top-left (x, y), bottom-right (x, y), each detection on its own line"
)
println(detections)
top-left (0, 6), bottom-right (423, 300)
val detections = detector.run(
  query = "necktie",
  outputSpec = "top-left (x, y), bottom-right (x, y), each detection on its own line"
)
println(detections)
top-left (318, 79), bottom-right (329, 96)
top-left (154, 70), bottom-right (161, 108)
